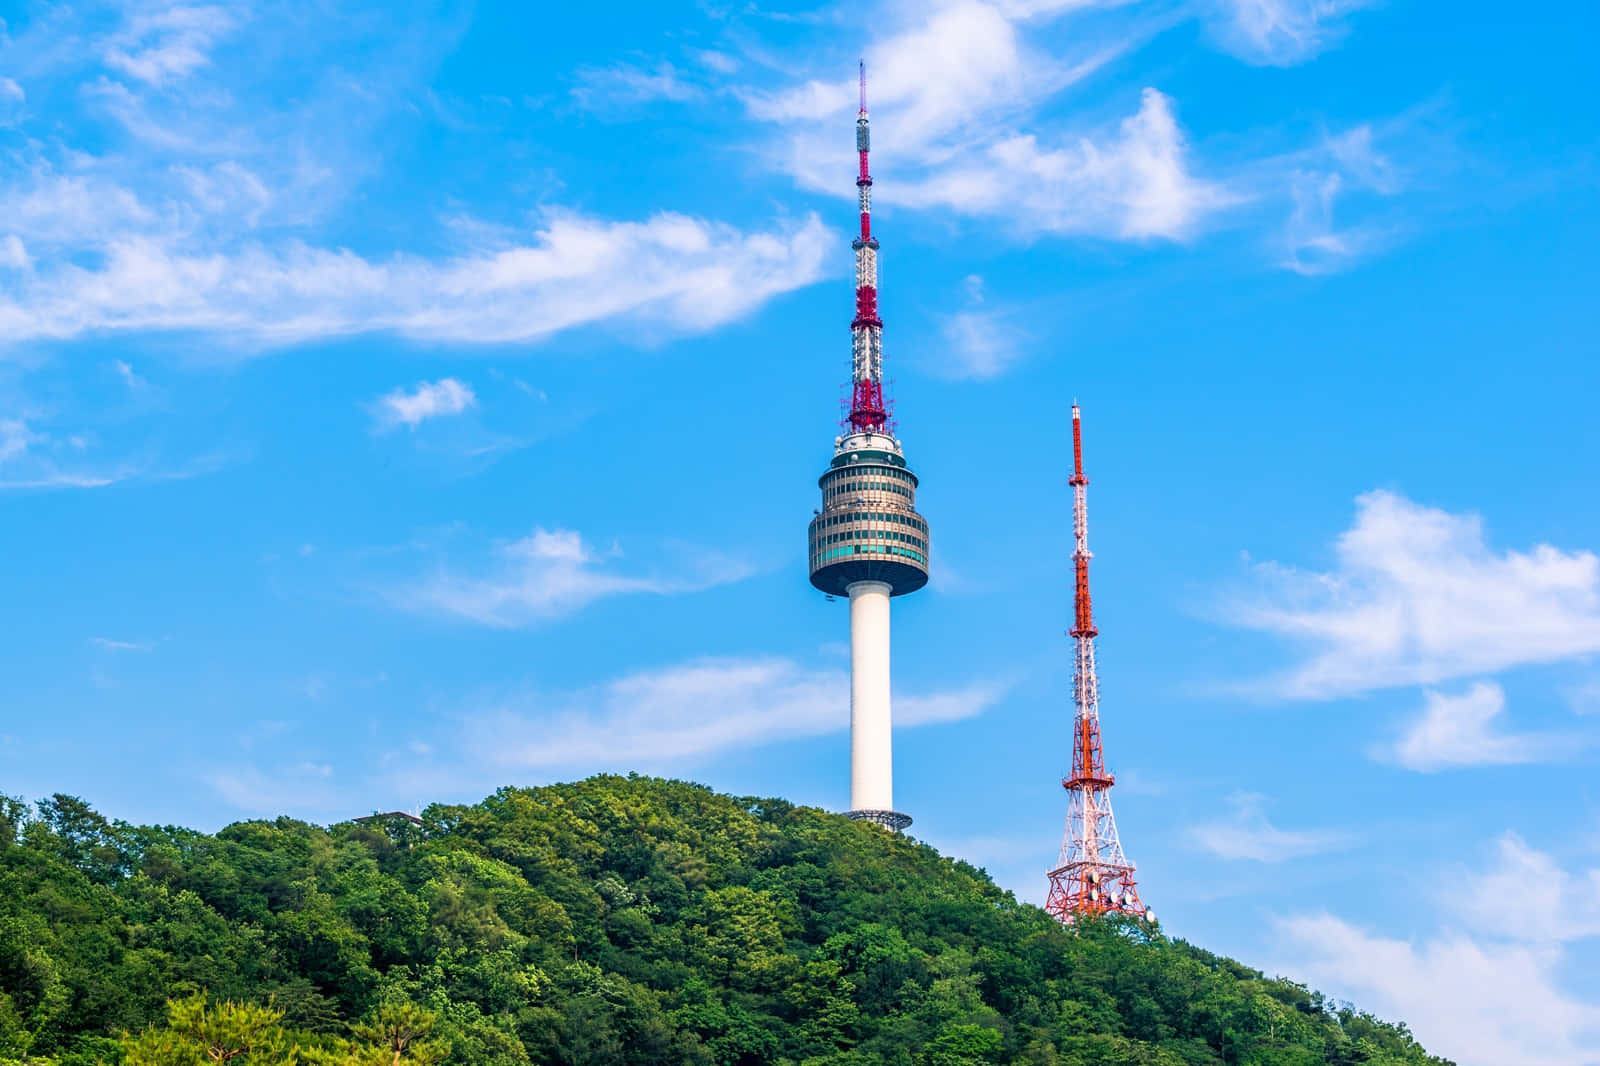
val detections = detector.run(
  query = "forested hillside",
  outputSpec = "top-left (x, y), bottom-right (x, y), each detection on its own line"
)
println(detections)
top-left (0, 776), bottom-right (1447, 1065)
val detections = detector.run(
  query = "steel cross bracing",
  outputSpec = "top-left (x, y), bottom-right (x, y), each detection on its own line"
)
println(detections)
top-left (1044, 405), bottom-right (1155, 927)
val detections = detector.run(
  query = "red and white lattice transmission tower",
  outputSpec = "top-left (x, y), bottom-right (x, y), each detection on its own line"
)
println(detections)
top-left (1044, 405), bottom-right (1157, 927)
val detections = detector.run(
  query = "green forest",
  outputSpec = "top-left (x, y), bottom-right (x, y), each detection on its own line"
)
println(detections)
top-left (0, 776), bottom-right (1448, 1066)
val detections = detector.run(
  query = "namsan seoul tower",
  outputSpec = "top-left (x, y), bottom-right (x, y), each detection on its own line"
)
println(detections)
top-left (1044, 405), bottom-right (1155, 925)
top-left (807, 64), bottom-right (930, 833)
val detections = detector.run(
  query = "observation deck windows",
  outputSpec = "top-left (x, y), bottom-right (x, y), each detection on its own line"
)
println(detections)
top-left (811, 544), bottom-right (928, 567)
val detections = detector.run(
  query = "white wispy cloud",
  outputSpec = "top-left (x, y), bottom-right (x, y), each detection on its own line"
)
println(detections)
top-left (936, 275), bottom-right (1028, 379)
top-left (373, 378), bottom-right (477, 430)
top-left (111, 358), bottom-right (154, 395)
top-left (460, 656), bottom-right (1007, 771)
top-left (1277, 913), bottom-right (1599, 1066)
top-left (1209, 0), bottom-right (1374, 66)
top-left (1447, 833), bottom-right (1600, 946)
top-left (3, 168), bottom-right (157, 251)
top-left (0, 416), bottom-right (137, 490)
top-left (0, 236), bottom-right (28, 270)
top-left (395, 527), bottom-right (755, 627)
top-left (919, 828), bottom-right (1059, 904)
top-left (1187, 792), bottom-right (1348, 861)
top-left (572, 59), bottom-right (702, 110)
top-left (1282, 171), bottom-right (1357, 274)
top-left (1325, 124), bottom-right (1401, 194)
top-left (1280, 125), bottom-right (1401, 273)
top-left (0, 209), bottom-right (833, 348)
top-left (0, 393), bottom-right (231, 491)
top-left (103, 4), bottom-right (239, 86)
top-left (1377, 681), bottom-right (1578, 772)
top-left (691, 49), bottom-right (739, 76)
top-left (209, 760), bottom-right (342, 816)
top-left (89, 637), bottom-right (157, 652)
top-left (1565, 675), bottom-right (1600, 715)
top-left (1278, 833), bottom-right (1600, 1066)
top-left (1220, 490), bottom-right (1600, 699)
top-left (0, 470), bottom-right (127, 490)
top-left (0, 419), bottom-right (34, 463)
top-left (894, 87), bottom-right (1230, 240)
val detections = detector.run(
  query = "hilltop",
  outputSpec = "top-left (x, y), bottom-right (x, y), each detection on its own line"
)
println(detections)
top-left (0, 777), bottom-right (1448, 1065)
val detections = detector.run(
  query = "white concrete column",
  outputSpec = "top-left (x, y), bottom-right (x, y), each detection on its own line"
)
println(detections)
top-left (847, 580), bottom-right (893, 812)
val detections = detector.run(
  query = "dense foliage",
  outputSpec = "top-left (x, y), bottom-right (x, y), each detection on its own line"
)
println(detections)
top-left (0, 777), bottom-right (1448, 1065)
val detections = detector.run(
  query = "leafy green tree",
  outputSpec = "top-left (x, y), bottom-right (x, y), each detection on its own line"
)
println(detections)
top-left (922, 1023), bottom-right (1003, 1066)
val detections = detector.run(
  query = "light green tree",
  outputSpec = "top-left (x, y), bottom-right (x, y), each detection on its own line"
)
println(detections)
top-left (345, 1004), bottom-right (447, 1066)
top-left (118, 994), bottom-right (298, 1065)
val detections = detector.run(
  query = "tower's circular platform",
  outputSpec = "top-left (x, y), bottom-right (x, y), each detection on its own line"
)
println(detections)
top-left (808, 432), bottom-right (930, 597)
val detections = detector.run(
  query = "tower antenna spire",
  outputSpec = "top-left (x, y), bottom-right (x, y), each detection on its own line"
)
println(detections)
top-left (846, 60), bottom-right (885, 435)
top-left (1045, 404), bottom-right (1156, 927)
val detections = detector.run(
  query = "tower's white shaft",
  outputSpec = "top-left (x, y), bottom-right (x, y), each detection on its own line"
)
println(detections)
top-left (848, 580), bottom-right (893, 812)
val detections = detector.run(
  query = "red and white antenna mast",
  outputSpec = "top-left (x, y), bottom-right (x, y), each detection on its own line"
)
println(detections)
top-left (1045, 405), bottom-right (1156, 926)
top-left (847, 60), bottom-right (887, 435)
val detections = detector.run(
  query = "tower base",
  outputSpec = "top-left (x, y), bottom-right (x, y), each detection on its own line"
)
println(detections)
top-left (846, 808), bottom-right (912, 832)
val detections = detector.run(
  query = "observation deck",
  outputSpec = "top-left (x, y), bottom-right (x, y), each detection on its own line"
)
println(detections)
top-left (808, 432), bottom-right (930, 598)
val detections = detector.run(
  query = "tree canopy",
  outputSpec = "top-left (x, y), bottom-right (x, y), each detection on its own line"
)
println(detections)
top-left (0, 777), bottom-right (1449, 1065)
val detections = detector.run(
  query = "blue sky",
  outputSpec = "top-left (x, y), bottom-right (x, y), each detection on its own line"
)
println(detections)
top-left (2, 0), bottom-right (1599, 1061)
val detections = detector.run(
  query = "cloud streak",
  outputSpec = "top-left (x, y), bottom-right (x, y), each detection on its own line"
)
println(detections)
top-left (0, 416), bottom-right (139, 490)
top-left (0, 210), bottom-right (832, 348)
top-left (1280, 126), bottom-right (1402, 274)
top-left (103, 5), bottom-right (239, 86)
top-left (572, 59), bottom-right (703, 111)
top-left (394, 527), bottom-right (755, 627)
top-left (1210, 0), bottom-right (1374, 66)
top-left (1187, 792), bottom-right (1348, 861)
top-left (935, 275), bottom-right (1028, 380)
top-left (460, 656), bottom-right (1008, 772)
top-left (89, 637), bottom-right (157, 652)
